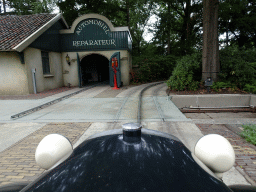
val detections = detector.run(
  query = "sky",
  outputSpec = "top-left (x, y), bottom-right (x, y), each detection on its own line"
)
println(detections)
top-left (143, 15), bottom-right (158, 42)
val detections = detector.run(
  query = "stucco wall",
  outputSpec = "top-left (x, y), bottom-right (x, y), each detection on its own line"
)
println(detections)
top-left (62, 50), bottom-right (131, 86)
top-left (0, 52), bottom-right (29, 95)
top-left (128, 51), bottom-right (132, 84)
top-left (24, 48), bottom-right (64, 94)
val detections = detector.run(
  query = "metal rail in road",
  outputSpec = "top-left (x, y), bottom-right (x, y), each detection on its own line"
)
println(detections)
top-left (152, 83), bottom-right (167, 122)
top-left (108, 81), bottom-right (165, 129)
top-left (137, 81), bottom-right (165, 124)
top-left (10, 84), bottom-right (102, 120)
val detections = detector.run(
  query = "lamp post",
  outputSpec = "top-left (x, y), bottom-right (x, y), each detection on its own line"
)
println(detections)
top-left (66, 54), bottom-right (71, 65)
top-left (205, 77), bottom-right (213, 93)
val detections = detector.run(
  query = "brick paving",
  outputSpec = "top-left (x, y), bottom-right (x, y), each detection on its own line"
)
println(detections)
top-left (0, 122), bottom-right (91, 187)
top-left (0, 86), bottom-right (76, 100)
top-left (197, 124), bottom-right (256, 183)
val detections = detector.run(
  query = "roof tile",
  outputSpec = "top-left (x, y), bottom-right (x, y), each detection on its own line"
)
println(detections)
top-left (0, 14), bottom-right (57, 51)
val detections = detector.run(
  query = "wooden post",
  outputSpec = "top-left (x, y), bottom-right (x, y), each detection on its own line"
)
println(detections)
top-left (202, 0), bottom-right (220, 82)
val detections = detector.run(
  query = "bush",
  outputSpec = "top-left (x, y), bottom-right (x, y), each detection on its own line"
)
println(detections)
top-left (166, 52), bottom-right (201, 91)
top-left (240, 124), bottom-right (256, 145)
top-left (211, 81), bottom-right (238, 92)
top-left (219, 46), bottom-right (256, 88)
top-left (131, 55), bottom-right (177, 83)
top-left (243, 84), bottom-right (256, 94)
top-left (130, 70), bottom-right (140, 84)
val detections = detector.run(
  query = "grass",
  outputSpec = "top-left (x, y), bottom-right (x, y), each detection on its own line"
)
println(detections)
top-left (240, 124), bottom-right (256, 145)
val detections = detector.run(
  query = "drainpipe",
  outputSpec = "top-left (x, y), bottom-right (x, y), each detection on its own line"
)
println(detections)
top-left (32, 68), bottom-right (37, 94)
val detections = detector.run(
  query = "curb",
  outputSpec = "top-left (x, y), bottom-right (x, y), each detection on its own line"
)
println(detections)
top-left (236, 166), bottom-right (256, 186)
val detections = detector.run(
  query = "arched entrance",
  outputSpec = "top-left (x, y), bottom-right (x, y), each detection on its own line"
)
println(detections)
top-left (80, 54), bottom-right (109, 86)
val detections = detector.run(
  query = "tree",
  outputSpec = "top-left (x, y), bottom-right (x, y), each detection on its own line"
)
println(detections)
top-left (128, 0), bottom-right (155, 55)
top-left (152, 1), bottom-right (178, 55)
top-left (202, 0), bottom-right (219, 81)
top-left (0, 0), bottom-right (7, 14)
top-left (153, 0), bottom-right (203, 56)
top-left (219, 0), bottom-right (256, 48)
top-left (57, 0), bottom-right (124, 27)
top-left (7, 0), bottom-right (55, 14)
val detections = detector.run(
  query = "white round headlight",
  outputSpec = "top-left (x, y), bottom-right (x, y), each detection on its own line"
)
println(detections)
top-left (35, 134), bottom-right (73, 170)
top-left (194, 134), bottom-right (235, 173)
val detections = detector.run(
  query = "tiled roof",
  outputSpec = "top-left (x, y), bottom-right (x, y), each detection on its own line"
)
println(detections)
top-left (0, 14), bottom-right (57, 51)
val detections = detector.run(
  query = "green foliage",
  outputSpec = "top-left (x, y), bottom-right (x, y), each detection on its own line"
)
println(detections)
top-left (212, 82), bottom-right (228, 92)
top-left (243, 84), bottom-right (256, 94)
top-left (130, 55), bottom-right (177, 83)
top-left (129, 0), bottom-right (156, 56)
top-left (57, 0), bottom-right (125, 26)
top-left (240, 124), bottom-right (256, 145)
top-left (219, 45), bottom-right (256, 89)
top-left (153, 0), bottom-right (203, 55)
top-left (211, 81), bottom-right (238, 92)
top-left (219, 0), bottom-right (256, 48)
top-left (166, 52), bottom-right (201, 91)
top-left (8, 0), bottom-right (55, 14)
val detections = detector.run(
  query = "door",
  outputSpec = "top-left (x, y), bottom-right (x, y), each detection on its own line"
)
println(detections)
top-left (109, 52), bottom-right (121, 87)
top-left (77, 53), bottom-right (82, 87)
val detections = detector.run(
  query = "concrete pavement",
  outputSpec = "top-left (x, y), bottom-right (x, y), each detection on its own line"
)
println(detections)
top-left (0, 87), bottom-right (83, 122)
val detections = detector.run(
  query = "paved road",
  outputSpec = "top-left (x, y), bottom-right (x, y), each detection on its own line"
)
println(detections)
top-left (2, 83), bottom-right (187, 123)
top-left (0, 83), bottom-right (255, 188)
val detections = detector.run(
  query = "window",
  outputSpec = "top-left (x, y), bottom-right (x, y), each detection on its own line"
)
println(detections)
top-left (41, 51), bottom-right (50, 74)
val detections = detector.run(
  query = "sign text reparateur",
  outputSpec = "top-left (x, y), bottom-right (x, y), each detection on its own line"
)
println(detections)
top-left (73, 39), bottom-right (116, 47)
top-left (73, 19), bottom-right (116, 47)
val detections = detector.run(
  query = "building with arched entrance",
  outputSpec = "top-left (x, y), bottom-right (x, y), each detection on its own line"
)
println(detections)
top-left (0, 13), bottom-right (132, 95)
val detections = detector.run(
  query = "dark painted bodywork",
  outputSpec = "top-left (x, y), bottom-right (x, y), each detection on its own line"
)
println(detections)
top-left (19, 128), bottom-right (236, 192)
top-left (229, 185), bottom-right (256, 192)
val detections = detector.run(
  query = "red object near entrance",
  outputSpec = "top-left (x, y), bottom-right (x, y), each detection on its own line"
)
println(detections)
top-left (112, 57), bottom-right (119, 90)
